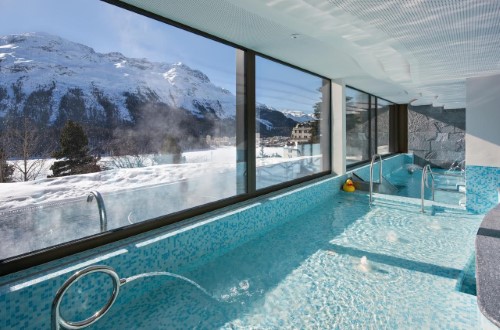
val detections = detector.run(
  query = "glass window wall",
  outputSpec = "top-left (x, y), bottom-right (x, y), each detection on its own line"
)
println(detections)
top-left (346, 88), bottom-right (370, 164)
top-left (255, 57), bottom-right (330, 189)
top-left (346, 87), bottom-right (395, 165)
top-left (0, 0), bottom-right (240, 260)
top-left (0, 0), bottom-right (332, 271)
top-left (377, 98), bottom-right (392, 155)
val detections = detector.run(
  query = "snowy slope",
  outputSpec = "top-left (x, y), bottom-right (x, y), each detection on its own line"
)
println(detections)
top-left (281, 110), bottom-right (316, 123)
top-left (0, 32), bottom-right (236, 120)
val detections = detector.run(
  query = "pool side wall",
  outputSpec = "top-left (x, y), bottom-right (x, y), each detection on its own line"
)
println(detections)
top-left (0, 154), bottom-right (409, 329)
top-left (466, 165), bottom-right (500, 214)
top-left (349, 153), bottom-right (413, 182)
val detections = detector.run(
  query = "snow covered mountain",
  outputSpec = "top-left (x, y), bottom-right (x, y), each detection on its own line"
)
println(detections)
top-left (281, 110), bottom-right (316, 123)
top-left (0, 32), bottom-right (299, 149)
top-left (0, 32), bottom-right (235, 122)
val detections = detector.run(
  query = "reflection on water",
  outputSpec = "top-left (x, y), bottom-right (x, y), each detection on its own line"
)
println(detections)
top-left (90, 194), bottom-right (481, 329)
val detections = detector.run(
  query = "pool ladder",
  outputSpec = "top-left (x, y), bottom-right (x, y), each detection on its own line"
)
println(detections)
top-left (369, 154), bottom-right (383, 204)
top-left (87, 191), bottom-right (107, 232)
top-left (421, 164), bottom-right (435, 213)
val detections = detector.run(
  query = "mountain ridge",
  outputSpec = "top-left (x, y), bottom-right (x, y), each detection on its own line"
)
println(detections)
top-left (0, 32), bottom-right (236, 121)
top-left (0, 32), bottom-right (299, 155)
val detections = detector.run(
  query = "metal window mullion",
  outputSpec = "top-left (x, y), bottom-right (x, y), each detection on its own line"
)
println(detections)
top-left (236, 50), bottom-right (256, 194)
top-left (321, 78), bottom-right (332, 172)
top-left (374, 97), bottom-right (378, 154)
top-left (245, 51), bottom-right (256, 193)
top-left (368, 95), bottom-right (373, 158)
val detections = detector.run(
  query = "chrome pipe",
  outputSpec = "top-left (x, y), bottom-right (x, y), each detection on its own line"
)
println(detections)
top-left (421, 164), bottom-right (435, 213)
top-left (87, 191), bottom-right (107, 232)
top-left (51, 265), bottom-right (121, 330)
top-left (369, 154), bottom-right (383, 204)
top-left (51, 265), bottom-right (217, 329)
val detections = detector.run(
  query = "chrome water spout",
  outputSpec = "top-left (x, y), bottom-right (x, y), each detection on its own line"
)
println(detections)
top-left (421, 164), bottom-right (435, 213)
top-left (51, 265), bottom-right (121, 330)
top-left (87, 191), bottom-right (107, 232)
top-left (51, 265), bottom-right (220, 330)
top-left (369, 154), bottom-right (383, 204)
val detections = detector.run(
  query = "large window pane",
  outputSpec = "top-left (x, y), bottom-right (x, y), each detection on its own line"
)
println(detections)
top-left (346, 88), bottom-right (370, 164)
top-left (377, 98), bottom-right (391, 155)
top-left (255, 57), bottom-right (330, 189)
top-left (0, 0), bottom-right (241, 259)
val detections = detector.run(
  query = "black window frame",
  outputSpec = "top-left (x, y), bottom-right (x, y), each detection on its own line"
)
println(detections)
top-left (254, 54), bottom-right (332, 190)
top-left (0, 0), bottom-right (332, 276)
top-left (345, 85), bottom-right (397, 170)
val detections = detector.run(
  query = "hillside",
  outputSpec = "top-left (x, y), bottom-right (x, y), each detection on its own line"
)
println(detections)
top-left (0, 32), bottom-right (298, 154)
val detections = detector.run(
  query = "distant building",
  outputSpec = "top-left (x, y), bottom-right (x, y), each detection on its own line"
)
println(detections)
top-left (206, 135), bottom-right (235, 147)
top-left (291, 122), bottom-right (313, 143)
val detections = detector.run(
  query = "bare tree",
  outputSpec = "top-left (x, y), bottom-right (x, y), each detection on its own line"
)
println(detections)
top-left (5, 117), bottom-right (51, 182)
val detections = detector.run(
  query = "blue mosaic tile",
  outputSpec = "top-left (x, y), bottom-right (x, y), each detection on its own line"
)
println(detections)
top-left (0, 155), bottom-right (409, 329)
top-left (466, 165), bottom-right (500, 214)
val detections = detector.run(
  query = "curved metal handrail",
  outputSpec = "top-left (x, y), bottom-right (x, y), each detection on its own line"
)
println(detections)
top-left (421, 164), bottom-right (435, 213)
top-left (87, 191), bottom-right (107, 232)
top-left (51, 265), bottom-right (123, 330)
top-left (369, 154), bottom-right (383, 204)
top-left (51, 265), bottom-right (218, 329)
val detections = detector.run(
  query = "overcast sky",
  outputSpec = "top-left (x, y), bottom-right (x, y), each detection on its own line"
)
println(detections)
top-left (0, 0), bottom-right (322, 113)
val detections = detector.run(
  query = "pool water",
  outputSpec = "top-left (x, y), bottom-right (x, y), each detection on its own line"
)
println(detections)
top-left (85, 192), bottom-right (481, 329)
top-left (386, 167), bottom-right (466, 207)
top-left (456, 254), bottom-right (477, 296)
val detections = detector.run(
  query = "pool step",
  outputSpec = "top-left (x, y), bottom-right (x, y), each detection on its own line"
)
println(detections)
top-left (370, 193), bottom-right (467, 215)
top-left (455, 253), bottom-right (477, 296)
top-left (341, 187), bottom-right (467, 215)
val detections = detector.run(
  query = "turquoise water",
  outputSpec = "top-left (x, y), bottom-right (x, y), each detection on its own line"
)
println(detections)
top-left (81, 192), bottom-right (481, 329)
top-left (456, 253), bottom-right (477, 296)
top-left (386, 167), bottom-right (466, 207)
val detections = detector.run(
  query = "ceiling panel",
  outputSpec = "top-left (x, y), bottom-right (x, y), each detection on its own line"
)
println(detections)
top-left (121, 0), bottom-right (500, 108)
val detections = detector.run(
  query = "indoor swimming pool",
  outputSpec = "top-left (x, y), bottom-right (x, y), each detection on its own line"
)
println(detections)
top-left (386, 166), bottom-right (466, 206)
top-left (58, 193), bottom-right (480, 329)
top-left (0, 155), bottom-right (484, 329)
top-left (352, 159), bottom-right (466, 208)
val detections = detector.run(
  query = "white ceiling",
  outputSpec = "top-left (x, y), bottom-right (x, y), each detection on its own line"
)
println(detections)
top-left (121, 0), bottom-right (500, 109)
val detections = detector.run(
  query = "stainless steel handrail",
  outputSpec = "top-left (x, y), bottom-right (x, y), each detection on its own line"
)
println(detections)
top-left (87, 191), bottom-right (107, 232)
top-left (369, 154), bottom-right (383, 204)
top-left (51, 265), bottom-right (123, 330)
top-left (51, 265), bottom-right (217, 329)
top-left (421, 164), bottom-right (435, 213)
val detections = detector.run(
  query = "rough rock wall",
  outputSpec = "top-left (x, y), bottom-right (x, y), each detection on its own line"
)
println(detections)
top-left (377, 105), bottom-right (390, 153)
top-left (408, 105), bottom-right (465, 168)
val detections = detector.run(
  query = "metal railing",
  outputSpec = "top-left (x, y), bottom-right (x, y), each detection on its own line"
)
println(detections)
top-left (87, 191), bottom-right (107, 232)
top-left (369, 154), bottom-right (383, 204)
top-left (51, 265), bottom-right (123, 330)
top-left (449, 159), bottom-right (465, 172)
top-left (51, 265), bottom-right (215, 329)
top-left (421, 164), bottom-right (435, 213)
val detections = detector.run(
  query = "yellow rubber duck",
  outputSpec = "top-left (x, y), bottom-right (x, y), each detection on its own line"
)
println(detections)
top-left (343, 178), bottom-right (356, 192)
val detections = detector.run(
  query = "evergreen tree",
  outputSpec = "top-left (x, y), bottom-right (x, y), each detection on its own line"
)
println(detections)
top-left (0, 148), bottom-right (14, 183)
top-left (49, 120), bottom-right (100, 177)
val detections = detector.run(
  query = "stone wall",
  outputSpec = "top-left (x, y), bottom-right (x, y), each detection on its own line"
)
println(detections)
top-left (408, 105), bottom-right (465, 168)
top-left (377, 104), bottom-right (390, 154)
